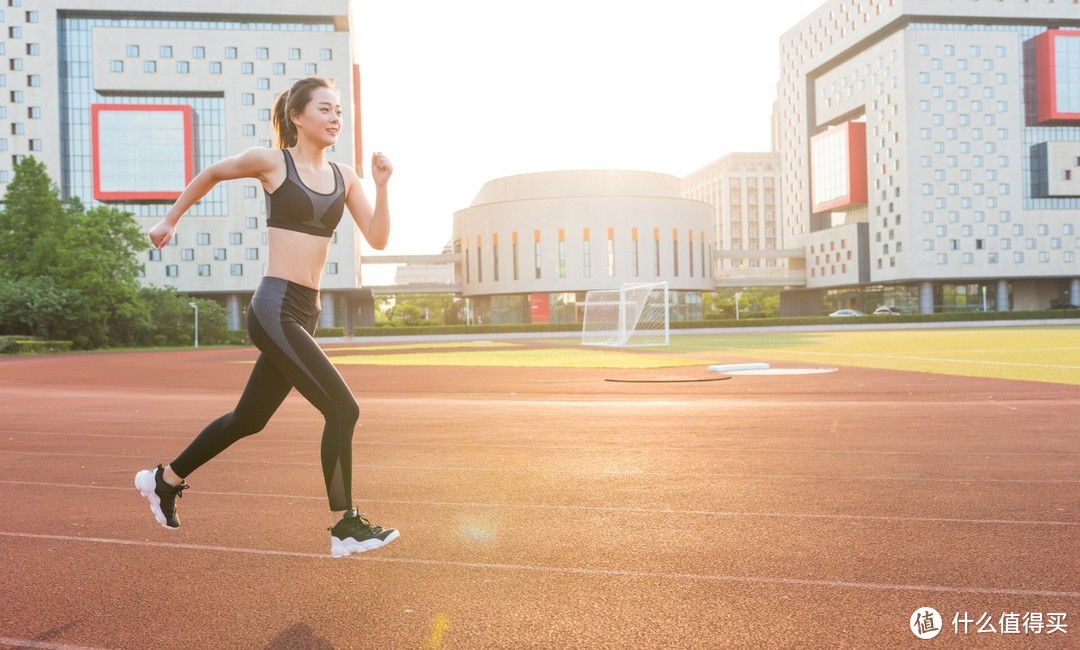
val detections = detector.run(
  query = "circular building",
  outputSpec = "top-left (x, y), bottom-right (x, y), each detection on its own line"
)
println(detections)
top-left (452, 170), bottom-right (714, 324)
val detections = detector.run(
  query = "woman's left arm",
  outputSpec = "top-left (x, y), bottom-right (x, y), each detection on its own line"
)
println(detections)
top-left (344, 152), bottom-right (393, 250)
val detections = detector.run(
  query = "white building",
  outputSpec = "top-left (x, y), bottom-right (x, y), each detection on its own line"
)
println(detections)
top-left (682, 152), bottom-right (803, 288)
top-left (2, 0), bottom-right (366, 330)
top-left (453, 170), bottom-right (713, 324)
top-left (777, 0), bottom-right (1080, 314)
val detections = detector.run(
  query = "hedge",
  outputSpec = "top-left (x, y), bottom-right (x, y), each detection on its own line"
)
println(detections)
top-left (0, 338), bottom-right (75, 354)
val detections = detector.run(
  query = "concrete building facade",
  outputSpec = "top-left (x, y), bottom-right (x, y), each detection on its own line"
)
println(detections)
top-left (777, 0), bottom-right (1080, 314)
top-left (1, 0), bottom-right (364, 330)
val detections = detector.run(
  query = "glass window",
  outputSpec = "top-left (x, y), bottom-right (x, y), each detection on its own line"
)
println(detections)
top-left (110, 60), bottom-right (123, 73)
top-left (289, 48), bottom-right (301, 60)
top-left (177, 60), bottom-right (189, 73)
top-left (160, 45), bottom-right (172, 58)
top-left (246, 248), bottom-right (259, 260)
top-left (198, 265), bottom-right (211, 277)
top-left (192, 46), bottom-right (205, 59)
top-left (225, 47), bottom-right (237, 59)
top-left (166, 265), bottom-right (178, 277)
top-left (144, 60), bottom-right (156, 73)
top-left (181, 248), bottom-right (194, 261)
top-left (214, 248), bottom-right (226, 261)
top-left (305, 63), bottom-right (317, 75)
top-left (241, 62), bottom-right (253, 74)
top-left (257, 78), bottom-right (270, 90)
top-left (257, 47), bottom-right (269, 60)
top-left (320, 49), bottom-right (332, 61)
top-left (273, 62), bottom-right (285, 75)
top-left (197, 233), bottom-right (210, 245)
top-left (126, 45), bottom-right (139, 57)
top-left (242, 93), bottom-right (254, 105)
top-left (230, 264), bottom-right (243, 276)
top-left (326, 262), bottom-right (338, 275)
top-left (209, 61), bottom-right (222, 74)
top-left (229, 233), bottom-right (242, 245)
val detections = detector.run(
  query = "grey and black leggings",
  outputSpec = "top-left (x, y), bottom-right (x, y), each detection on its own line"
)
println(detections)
top-left (170, 277), bottom-right (357, 511)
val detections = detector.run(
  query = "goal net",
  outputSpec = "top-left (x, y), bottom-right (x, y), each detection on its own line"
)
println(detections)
top-left (581, 282), bottom-right (670, 347)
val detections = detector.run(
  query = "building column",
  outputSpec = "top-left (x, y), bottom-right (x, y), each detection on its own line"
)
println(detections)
top-left (320, 292), bottom-right (336, 329)
top-left (918, 281), bottom-right (934, 314)
top-left (1071, 279), bottom-right (1080, 307)
top-left (996, 280), bottom-right (1010, 312)
top-left (226, 294), bottom-right (243, 331)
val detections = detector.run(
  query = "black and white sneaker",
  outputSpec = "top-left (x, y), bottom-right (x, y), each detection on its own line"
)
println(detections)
top-left (134, 464), bottom-right (188, 529)
top-left (329, 509), bottom-right (399, 557)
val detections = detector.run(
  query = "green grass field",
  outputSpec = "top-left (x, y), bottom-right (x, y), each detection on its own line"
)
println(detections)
top-left (319, 325), bottom-right (1080, 385)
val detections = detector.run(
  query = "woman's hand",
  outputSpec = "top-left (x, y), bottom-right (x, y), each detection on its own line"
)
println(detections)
top-left (371, 152), bottom-right (393, 187)
top-left (149, 220), bottom-right (176, 250)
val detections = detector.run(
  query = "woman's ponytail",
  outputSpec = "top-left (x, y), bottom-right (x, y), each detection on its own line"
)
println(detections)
top-left (271, 88), bottom-right (297, 149)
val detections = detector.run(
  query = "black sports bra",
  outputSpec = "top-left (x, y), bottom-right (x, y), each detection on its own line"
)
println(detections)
top-left (264, 149), bottom-right (346, 238)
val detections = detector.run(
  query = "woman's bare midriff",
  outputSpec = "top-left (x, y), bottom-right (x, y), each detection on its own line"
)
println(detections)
top-left (265, 227), bottom-right (332, 290)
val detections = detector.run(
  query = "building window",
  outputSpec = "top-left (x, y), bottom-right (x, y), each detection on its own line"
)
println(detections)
top-left (197, 233), bottom-right (210, 245)
top-left (257, 78), bottom-right (270, 90)
top-left (326, 262), bottom-right (338, 275)
top-left (192, 46), bottom-right (205, 59)
top-left (320, 49), bottom-right (332, 61)
top-left (28, 138), bottom-right (40, 151)
top-left (631, 235), bottom-right (639, 278)
top-left (476, 239), bottom-right (482, 283)
top-left (492, 240), bottom-right (499, 282)
top-left (257, 47), bottom-right (269, 60)
top-left (245, 217), bottom-right (258, 229)
top-left (214, 248), bottom-right (227, 261)
top-left (289, 48), bottom-right (301, 60)
top-left (582, 237), bottom-right (591, 278)
top-left (669, 231), bottom-right (678, 274)
top-left (27, 106), bottom-right (39, 119)
top-left (654, 230), bottom-right (661, 277)
top-left (148, 249), bottom-right (161, 262)
top-left (177, 61), bottom-right (189, 74)
top-left (512, 235), bottom-right (520, 280)
top-left (198, 265), bottom-right (211, 277)
top-left (241, 62), bottom-right (253, 74)
top-left (143, 61), bottom-right (156, 73)
top-left (243, 124), bottom-right (255, 137)
top-left (242, 93), bottom-right (254, 105)
top-left (534, 233), bottom-right (542, 280)
top-left (246, 248), bottom-right (259, 260)
top-left (126, 45), bottom-right (140, 58)
top-left (225, 47), bottom-right (237, 59)
top-left (181, 249), bottom-right (194, 261)
top-left (160, 45), bottom-right (173, 58)
top-left (110, 60), bottom-right (123, 73)
top-left (166, 265), bottom-right (178, 277)
top-left (557, 230), bottom-right (566, 279)
top-left (273, 62), bottom-right (285, 75)
top-left (230, 264), bottom-right (243, 276)
top-left (209, 61), bottom-right (222, 74)
top-left (305, 63), bottom-right (317, 75)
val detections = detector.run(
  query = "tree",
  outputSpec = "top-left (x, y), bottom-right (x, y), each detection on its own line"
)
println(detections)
top-left (0, 157), bottom-right (68, 277)
top-left (54, 204), bottom-right (150, 347)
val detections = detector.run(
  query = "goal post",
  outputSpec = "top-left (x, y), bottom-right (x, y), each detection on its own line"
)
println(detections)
top-left (581, 281), bottom-right (670, 346)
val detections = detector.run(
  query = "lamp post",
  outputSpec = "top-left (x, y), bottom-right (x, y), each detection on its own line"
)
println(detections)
top-left (188, 301), bottom-right (199, 348)
top-left (735, 291), bottom-right (743, 321)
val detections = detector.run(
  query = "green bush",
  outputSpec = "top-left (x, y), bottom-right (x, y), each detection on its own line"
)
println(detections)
top-left (315, 327), bottom-right (346, 338)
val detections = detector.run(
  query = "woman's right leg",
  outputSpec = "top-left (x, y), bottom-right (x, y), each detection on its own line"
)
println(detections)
top-left (136, 348), bottom-right (293, 529)
top-left (168, 352), bottom-right (294, 479)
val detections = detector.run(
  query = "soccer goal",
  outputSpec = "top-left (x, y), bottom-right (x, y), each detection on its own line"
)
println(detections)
top-left (581, 282), bottom-right (670, 346)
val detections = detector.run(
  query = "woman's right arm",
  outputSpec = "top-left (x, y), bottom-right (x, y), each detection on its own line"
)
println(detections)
top-left (149, 147), bottom-right (278, 249)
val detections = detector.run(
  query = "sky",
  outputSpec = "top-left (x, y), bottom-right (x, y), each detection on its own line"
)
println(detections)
top-left (350, 0), bottom-right (820, 274)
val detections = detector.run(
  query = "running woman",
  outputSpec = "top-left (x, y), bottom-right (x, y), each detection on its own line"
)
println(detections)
top-left (135, 76), bottom-right (399, 557)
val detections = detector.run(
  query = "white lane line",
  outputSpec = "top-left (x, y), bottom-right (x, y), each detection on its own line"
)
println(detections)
top-left (1, 480), bottom-right (1077, 527)
top-left (0, 451), bottom-right (1076, 484)
top-left (2, 531), bottom-right (1077, 599)
top-left (3, 433), bottom-right (1079, 456)
top-left (0, 637), bottom-right (110, 650)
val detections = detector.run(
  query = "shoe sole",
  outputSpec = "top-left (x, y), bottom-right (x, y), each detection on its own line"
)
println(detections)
top-left (330, 529), bottom-right (400, 557)
top-left (134, 470), bottom-right (177, 530)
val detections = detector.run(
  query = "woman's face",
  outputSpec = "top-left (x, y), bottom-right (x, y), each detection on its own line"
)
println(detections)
top-left (293, 86), bottom-right (342, 147)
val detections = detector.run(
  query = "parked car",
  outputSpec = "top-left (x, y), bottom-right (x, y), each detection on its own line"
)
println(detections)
top-left (829, 309), bottom-right (865, 317)
top-left (872, 305), bottom-right (902, 315)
